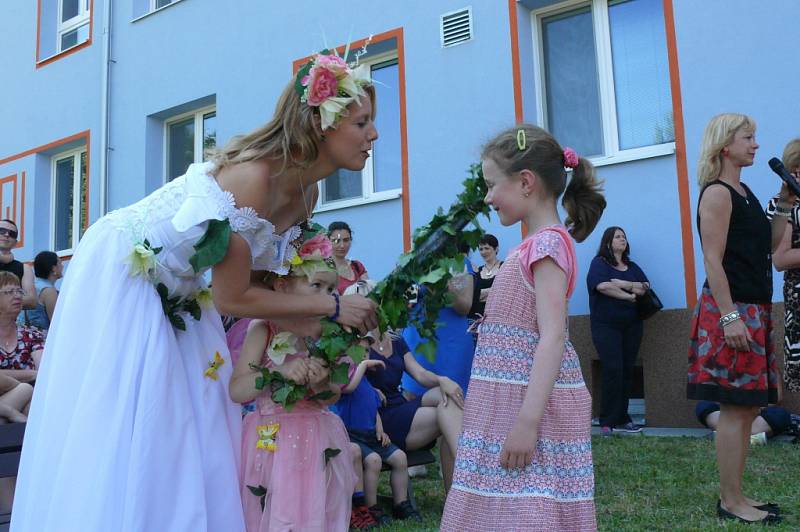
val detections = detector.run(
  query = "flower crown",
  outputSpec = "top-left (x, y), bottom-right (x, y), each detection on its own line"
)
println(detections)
top-left (294, 47), bottom-right (372, 131)
top-left (285, 221), bottom-right (337, 279)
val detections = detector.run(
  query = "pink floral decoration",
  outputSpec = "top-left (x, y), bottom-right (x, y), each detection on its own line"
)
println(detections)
top-left (315, 54), bottom-right (348, 70)
top-left (305, 68), bottom-right (339, 106)
top-left (562, 147), bottom-right (579, 169)
top-left (298, 234), bottom-right (333, 260)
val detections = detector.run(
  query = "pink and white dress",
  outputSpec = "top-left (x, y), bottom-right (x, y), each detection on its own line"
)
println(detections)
top-left (441, 226), bottom-right (596, 531)
top-left (240, 325), bottom-right (356, 532)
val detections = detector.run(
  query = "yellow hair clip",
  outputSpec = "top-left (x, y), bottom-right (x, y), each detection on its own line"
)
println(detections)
top-left (517, 128), bottom-right (526, 151)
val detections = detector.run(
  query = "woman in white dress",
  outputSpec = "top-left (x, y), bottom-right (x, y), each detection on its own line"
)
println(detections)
top-left (11, 52), bottom-right (378, 532)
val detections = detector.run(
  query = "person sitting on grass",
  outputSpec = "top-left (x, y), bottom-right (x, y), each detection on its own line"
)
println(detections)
top-left (336, 356), bottom-right (420, 525)
top-left (696, 400), bottom-right (792, 444)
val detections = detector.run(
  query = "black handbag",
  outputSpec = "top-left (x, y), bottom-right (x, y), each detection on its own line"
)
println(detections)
top-left (636, 288), bottom-right (663, 320)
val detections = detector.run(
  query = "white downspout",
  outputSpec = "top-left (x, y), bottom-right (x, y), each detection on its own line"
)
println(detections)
top-left (98, 0), bottom-right (113, 215)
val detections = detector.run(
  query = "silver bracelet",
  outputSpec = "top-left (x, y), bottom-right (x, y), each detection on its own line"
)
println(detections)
top-left (719, 310), bottom-right (741, 328)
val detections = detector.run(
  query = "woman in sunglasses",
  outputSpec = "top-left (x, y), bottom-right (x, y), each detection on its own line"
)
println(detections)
top-left (0, 220), bottom-right (36, 311)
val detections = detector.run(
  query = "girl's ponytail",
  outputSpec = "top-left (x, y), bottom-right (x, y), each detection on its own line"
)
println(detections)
top-left (562, 157), bottom-right (606, 242)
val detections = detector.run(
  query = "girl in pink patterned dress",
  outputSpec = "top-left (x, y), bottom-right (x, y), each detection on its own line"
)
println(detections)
top-left (441, 125), bottom-right (606, 531)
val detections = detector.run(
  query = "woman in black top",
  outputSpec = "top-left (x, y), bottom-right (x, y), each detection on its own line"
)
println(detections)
top-left (688, 113), bottom-right (787, 524)
top-left (587, 226), bottom-right (649, 433)
top-left (469, 234), bottom-right (502, 320)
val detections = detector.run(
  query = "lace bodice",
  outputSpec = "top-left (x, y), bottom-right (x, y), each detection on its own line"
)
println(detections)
top-left (107, 162), bottom-right (300, 298)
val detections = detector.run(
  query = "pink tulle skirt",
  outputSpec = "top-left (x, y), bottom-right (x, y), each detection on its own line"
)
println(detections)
top-left (241, 400), bottom-right (356, 532)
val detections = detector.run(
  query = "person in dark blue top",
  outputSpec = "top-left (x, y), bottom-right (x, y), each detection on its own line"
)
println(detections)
top-left (336, 358), bottom-right (419, 523)
top-left (586, 226), bottom-right (650, 433)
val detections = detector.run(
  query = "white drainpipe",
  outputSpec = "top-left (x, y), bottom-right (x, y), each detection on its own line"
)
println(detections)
top-left (98, 0), bottom-right (113, 215)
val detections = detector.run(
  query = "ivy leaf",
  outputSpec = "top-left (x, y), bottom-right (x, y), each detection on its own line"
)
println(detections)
top-left (246, 484), bottom-right (267, 512)
top-left (272, 384), bottom-right (292, 405)
top-left (396, 253), bottom-right (413, 268)
top-left (345, 344), bottom-right (366, 365)
top-left (169, 313), bottom-right (186, 331)
top-left (418, 267), bottom-right (447, 285)
top-left (254, 375), bottom-right (265, 390)
top-left (330, 363), bottom-right (350, 385)
top-left (417, 341), bottom-right (438, 362)
top-left (323, 447), bottom-right (341, 466)
top-left (308, 390), bottom-right (335, 402)
top-left (189, 219), bottom-right (232, 273)
top-left (442, 224), bottom-right (456, 236)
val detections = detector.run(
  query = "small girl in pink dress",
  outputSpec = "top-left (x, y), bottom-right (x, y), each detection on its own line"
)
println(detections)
top-left (441, 125), bottom-right (606, 531)
top-left (230, 234), bottom-right (356, 532)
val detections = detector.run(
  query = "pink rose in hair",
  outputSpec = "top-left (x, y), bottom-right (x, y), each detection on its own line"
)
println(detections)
top-left (298, 234), bottom-right (333, 260)
top-left (563, 147), bottom-right (579, 169)
top-left (316, 53), bottom-right (348, 71)
top-left (306, 68), bottom-right (339, 106)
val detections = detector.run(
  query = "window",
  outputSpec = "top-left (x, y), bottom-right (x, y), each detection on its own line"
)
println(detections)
top-left (152, 0), bottom-right (174, 9)
top-left (51, 148), bottom-right (88, 253)
top-left (532, 0), bottom-right (674, 163)
top-left (317, 52), bottom-right (403, 211)
top-left (57, 0), bottom-right (90, 53)
top-left (165, 107), bottom-right (216, 182)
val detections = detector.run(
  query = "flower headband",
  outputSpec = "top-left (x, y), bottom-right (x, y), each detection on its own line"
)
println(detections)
top-left (285, 221), bottom-right (337, 279)
top-left (294, 48), bottom-right (372, 131)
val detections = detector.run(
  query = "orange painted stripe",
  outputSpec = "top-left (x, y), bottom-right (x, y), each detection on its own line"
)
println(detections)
top-left (507, 0), bottom-right (524, 123)
top-left (292, 28), bottom-right (411, 251)
top-left (0, 131), bottom-right (91, 251)
top-left (19, 172), bottom-right (26, 248)
top-left (0, 130), bottom-right (90, 166)
top-left (36, 0), bottom-right (94, 68)
top-left (663, 0), bottom-right (696, 308)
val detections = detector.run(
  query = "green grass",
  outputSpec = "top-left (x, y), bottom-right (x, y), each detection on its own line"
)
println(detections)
top-left (370, 436), bottom-right (800, 531)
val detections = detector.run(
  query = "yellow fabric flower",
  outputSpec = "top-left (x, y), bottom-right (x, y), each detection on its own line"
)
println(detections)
top-left (256, 423), bottom-right (279, 451)
top-left (125, 243), bottom-right (157, 278)
top-left (203, 351), bottom-right (225, 381)
top-left (195, 288), bottom-right (213, 309)
top-left (267, 331), bottom-right (298, 365)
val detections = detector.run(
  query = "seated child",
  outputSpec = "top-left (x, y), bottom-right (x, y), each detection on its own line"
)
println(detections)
top-left (696, 400), bottom-right (792, 444)
top-left (229, 233), bottom-right (356, 532)
top-left (336, 357), bottom-right (420, 524)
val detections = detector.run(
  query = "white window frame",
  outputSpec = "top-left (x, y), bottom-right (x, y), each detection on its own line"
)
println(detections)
top-left (57, 0), bottom-right (90, 53)
top-left (530, 0), bottom-right (675, 167)
top-left (50, 147), bottom-right (87, 256)
top-left (163, 105), bottom-right (216, 184)
top-left (132, 0), bottom-right (187, 23)
top-left (314, 50), bottom-right (403, 213)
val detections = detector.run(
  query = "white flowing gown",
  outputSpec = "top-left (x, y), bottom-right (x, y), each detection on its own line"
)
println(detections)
top-left (11, 162), bottom-right (300, 532)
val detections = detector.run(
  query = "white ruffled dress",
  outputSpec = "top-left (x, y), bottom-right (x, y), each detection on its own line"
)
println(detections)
top-left (11, 162), bottom-right (300, 532)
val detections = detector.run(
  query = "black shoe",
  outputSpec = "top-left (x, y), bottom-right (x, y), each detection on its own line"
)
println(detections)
top-left (615, 422), bottom-right (643, 433)
top-left (368, 504), bottom-right (392, 526)
top-left (392, 500), bottom-right (422, 521)
top-left (717, 500), bottom-right (781, 525)
top-left (754, 502), bottom-right (781, 515)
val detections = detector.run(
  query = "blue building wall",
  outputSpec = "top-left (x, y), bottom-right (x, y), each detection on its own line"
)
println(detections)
top-left (2, 0), bottom-right (798, 316)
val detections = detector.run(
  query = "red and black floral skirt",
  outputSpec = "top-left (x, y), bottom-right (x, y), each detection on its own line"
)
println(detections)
top-left (687, 287), bottom-right (779, 406)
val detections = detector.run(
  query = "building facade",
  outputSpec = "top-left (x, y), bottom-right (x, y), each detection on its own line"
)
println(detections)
top-left (3, 0), bottom-right (800, 424)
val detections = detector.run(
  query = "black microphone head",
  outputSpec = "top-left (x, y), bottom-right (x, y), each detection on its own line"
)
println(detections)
top-left (769, 157), bottom-right (785, 173)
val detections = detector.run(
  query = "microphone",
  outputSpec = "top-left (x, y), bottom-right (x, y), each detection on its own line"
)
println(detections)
top-left (768, 157), bottom-right (800, 197)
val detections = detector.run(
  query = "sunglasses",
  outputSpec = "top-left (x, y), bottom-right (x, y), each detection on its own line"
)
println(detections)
top-left (0, 228), bottom-right (18, 239)
top-left (0, 288), bottom-right (24, 297)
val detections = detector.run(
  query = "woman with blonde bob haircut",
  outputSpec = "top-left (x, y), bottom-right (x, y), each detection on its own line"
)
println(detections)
top-left (12, 52), bottom-right (380, 532)
top-left (767, 138), bottom-right (800, 393)
top-left (688, 113), bottom-right (789, 524)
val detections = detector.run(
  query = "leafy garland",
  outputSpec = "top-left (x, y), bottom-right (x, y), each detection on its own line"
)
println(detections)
top-left (254, 164), bottom-right (489, 410)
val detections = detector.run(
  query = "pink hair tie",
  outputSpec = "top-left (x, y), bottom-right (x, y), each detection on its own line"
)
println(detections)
top-left (563, 147), bottom-right (579, 169)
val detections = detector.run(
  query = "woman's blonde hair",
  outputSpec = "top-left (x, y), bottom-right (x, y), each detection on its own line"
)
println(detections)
top-left (481, 124), bottom-right (606, 242)
top-left (697, 113), bottom-right (756, 186)
top-left (0, 271), bottom-right (20, 289)
top-left (208, 80), bottom-right (375, 174)
top-left (782, 138), bottom-right (800, 172)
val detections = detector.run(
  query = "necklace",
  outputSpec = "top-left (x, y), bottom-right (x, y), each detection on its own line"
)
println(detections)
top-left (0, 331), bottom-right (16, 352)
top-left (482, 261), bottom-right (500, 278)
top-left (299, 178), bottom-right (313, 223)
